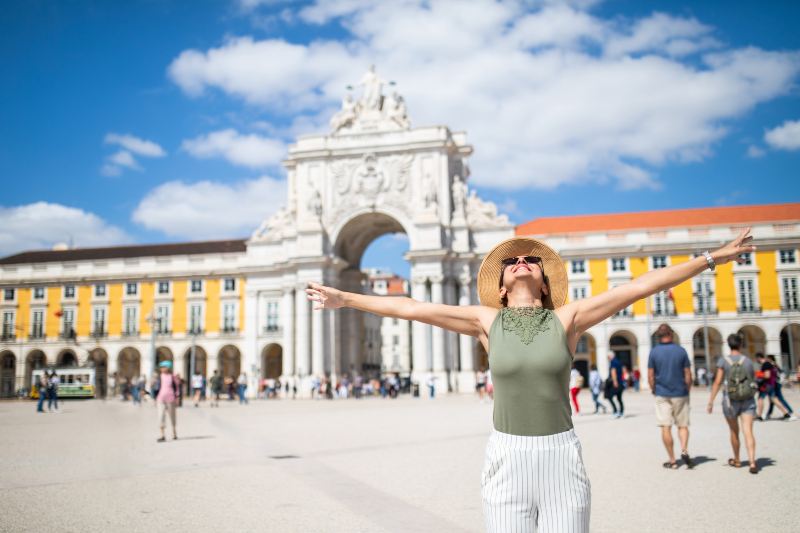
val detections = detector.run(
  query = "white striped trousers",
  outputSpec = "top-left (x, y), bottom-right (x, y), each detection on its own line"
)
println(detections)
top-left (481, 429), bottom-right (591, 532)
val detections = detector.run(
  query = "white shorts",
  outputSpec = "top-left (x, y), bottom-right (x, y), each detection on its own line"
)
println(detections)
top-left (481, 428), bottom-right (591, 533)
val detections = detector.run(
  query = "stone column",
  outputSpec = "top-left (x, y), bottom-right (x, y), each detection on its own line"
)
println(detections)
top-left (430, 275), bottom-right (445, 373)
top-left (281, 287), bottom-right (295, 377)
top-left (312, 299), bottom-right (324, 378)
top-left (410, 275), bottom-right (430, 379)
top-left (295, 286), bottom-right (310, 378)
top-left (457, 275), bottom-right (476, 393)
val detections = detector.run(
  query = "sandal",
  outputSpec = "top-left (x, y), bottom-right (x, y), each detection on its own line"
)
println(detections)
top-left (749, 464), bottom-right (758, 474)
top-left (662, 461), bottom-right (679, 469)
top-left (681, 452), bottom-right (694, 469)
top-left (157, 437), bottom-right (166, 443)
top-left (727, 458), bottom-right (741, 468)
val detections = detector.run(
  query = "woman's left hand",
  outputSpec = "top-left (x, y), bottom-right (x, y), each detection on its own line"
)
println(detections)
top-left (711, 227), bottom-right (756, 266)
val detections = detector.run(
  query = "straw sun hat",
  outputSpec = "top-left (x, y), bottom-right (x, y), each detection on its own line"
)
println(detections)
top-left (477, 237), bottom-right (568, 309)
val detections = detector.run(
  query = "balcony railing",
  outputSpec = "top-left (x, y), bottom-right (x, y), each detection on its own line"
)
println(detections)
top-left (781, 305), bottom-right (800, 314)
top-left (264, 325), bottom-right (281, 333)
top-left (122, 330), bottom-right (139, 337)
top-left (29, 330), bottom-right (45, 340)
top-left (694, 307), bottom-right (718, 316)
top-left (222, 326), bottom-right (239, 335)
top-left (91, 330), bottom-right (107, 339)
top-left (612, 310), bottom-right (632, 319)
top-left (59, 328), bottom-right (76, 340)
top-left (188, 327), bottom-right (204, 335)
top-left (652, 310), bottom-right (677, 317)
top-left (737, 306), bottom-right (762, 315)
top-left (1, 333), bottom-right (16, 342)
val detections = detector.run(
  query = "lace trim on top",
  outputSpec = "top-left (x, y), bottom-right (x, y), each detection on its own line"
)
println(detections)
top-left (500, 306), bottom-right (553, 345)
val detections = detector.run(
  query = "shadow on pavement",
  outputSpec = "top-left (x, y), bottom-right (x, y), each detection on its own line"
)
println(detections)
top-left (176, 435), bottom-right (216, 441)
top-left (755, 457), bottom-right (776, 470)
top-left (687, 455), bottom-right (715, 467)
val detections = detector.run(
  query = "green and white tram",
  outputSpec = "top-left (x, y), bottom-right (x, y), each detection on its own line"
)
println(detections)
top-left (30, 367), bottom-right (96, 399)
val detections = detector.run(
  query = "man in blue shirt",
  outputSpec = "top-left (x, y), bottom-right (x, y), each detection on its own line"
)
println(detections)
top-left (648, 324), bottom-right (692, 469)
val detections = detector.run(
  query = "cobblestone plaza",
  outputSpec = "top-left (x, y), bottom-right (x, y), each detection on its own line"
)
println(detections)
top-left (2, 389), bottom-right (799, 532)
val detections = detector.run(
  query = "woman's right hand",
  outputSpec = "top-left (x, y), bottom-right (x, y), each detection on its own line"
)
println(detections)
top-left (306, 282), bottom-right (345, 310)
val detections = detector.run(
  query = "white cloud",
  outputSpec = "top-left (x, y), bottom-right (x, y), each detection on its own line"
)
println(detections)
top-left (0, 202), bottom-right (130, 257)
top-left (746, 145), bottom-right (765, 158)
top-left (104, 133), bottom-right (166, 157)
top-left (168, 0), bottom-right (800, 190)
top-left (102, 133), bottom-right (166, 176)
top-left (764, 119), bottom-right (800, 151)
top-left (182, 129), bottom-right (286, 168)
top-left (132, 176), bottom-right (286, 239)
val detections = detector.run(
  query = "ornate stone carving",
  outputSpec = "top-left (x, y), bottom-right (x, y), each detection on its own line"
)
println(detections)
top-left (307, 189), bottom-right (323, 218)
top-left (466, 190), bottom-right (510, 228)
top-left (354, 153), bottom-right (389, 196)
top-left (451, 174), bottom-right (467, 220)
top-left (330, 67), bottom-right (411, 134)
top-left (251, 206), bottom-right (294, 242)
top-left (383, 154), bottom-right (414, 191)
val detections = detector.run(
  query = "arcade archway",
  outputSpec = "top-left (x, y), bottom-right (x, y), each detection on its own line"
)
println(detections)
top-left (218, 345), bottom-right (241, 381)
top-left (57, 349), bottom-right (78, 367)
top-left (609, 331), bottom-right (638, 371)
top-left (0, 351), bottom-right (15, 398)
top-left (117, 347), bottom-right (141, 381)
top-left (738, 325), bottom-right (766, 358)
top-left (261, 344), bottom-right (282, 379)
top-left (88, 348), bottom-right (108, 398)
top-left (780, 324), bottom-right (800, 369)
top-left (25, 350), bottom-right (47, 392)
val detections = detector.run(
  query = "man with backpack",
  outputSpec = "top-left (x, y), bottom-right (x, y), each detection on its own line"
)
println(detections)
top-left (648, 324), bottom-right (693, 469)
top-left (707, 333), bottom-right (759, 474)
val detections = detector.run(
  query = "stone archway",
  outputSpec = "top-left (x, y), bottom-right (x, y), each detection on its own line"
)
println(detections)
top-left (0, 351), bottom-right (16, 398)
top-left (184, 346), bottom-right (207, 378)
top-left (88, 348), bottom-right (108, 398)
top-left (245, 67), bottom-right (514, 394)
top-left (25, 350), bottom-right (47, 392)
top-left (218, 345), bottom-right (241, 381)
top-left (156, 346), bottom-right (173, 364)
top-left (57, 349), bottom-right (78, 367)
top-left (574, 333), bottom-right (596, 386)
top-left (738, 325), bottom-right (766, 359)
top-left (780, 324), bottom-right (800, 370)
top-left (261, 344), bottom-right (282, 379)
top-left (117, 347), bottom-right (141, 382)
top-left (610, 331), bottom-right (638, 372)
top-left (692, 327), bottom-right (722, 383)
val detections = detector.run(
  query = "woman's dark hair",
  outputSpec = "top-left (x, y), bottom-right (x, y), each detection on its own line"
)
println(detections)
top-left (727, 333), bottom-right (743, 350)
top-left (498, 263), bottom-right (549, 307)
top-left (590, 364), bottom-right (597, 371)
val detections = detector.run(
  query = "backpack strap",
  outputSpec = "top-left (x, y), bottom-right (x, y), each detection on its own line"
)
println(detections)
top-left (724, 355), bottom-right (740, 367)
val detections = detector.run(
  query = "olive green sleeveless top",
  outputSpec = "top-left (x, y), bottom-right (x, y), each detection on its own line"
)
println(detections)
top-left (489, 306), bottom-right (573, 436)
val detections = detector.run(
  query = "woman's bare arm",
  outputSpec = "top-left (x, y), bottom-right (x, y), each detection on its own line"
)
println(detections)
top-left (707, 367), bottom-right (725, 413)
top-left (305, 282), bottom-right (498, 342)
top-left (557, 228), bottom-right (755, 342)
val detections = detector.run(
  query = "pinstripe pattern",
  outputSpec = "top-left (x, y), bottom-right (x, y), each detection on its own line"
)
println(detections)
top-left (481, 429), bottom-right (591, 532)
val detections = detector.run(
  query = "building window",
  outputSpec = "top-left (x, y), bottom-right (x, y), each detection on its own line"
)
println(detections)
top-left (61, 308), bottom-right (75, 338)
top-left (611, 258), bottom-right (627, 272)
top-left (571, 286), bottom-right (587, 301)
top-left (694, 279), bottom-right (715, 314)
top-left (92, 307), bottom-right (106, 337)
top-left (190, 280), bottom-right (203, 294)
top-left (123, 307), bottom-right (138, 336)
top-left (33, 287), bottom-right (45, 300)
top-left (652, 256), bottom-right (667, 269)
top-left (223, 278), bottom-right (236, 292)
top-left (125, 283), bottom-right (138, 296)
top-left (156, 305), bottom-right (170, 334)
top-left (782, 277), bottom-right (799, 311)
top-left (265, 301), bottom-right (279, 332)
top-left (739, 252), bottom-right (753, 266)
top-left (652, 291), bottom-right (674, 316)
top-left (31, 310), bottom-right (44, 339)
top-left (571, 260), bottom-right (586, 274)
top-left (737, 278), bottom-right (758, 313)
top-left (158, 281), bottom-right (170, 295)
top-left (63, 285), bottom-right (76, 299)
top-left (2, 311), bottom-right (15, 340)
top-left (393, 335), bottom-right (400, 346)
top-left (780, 249), bottom-right (797, 265)
top-left (189, 304), bottom-right (203, 334)
top-left (222, 303), bottom-right (237, 333)
top-left (3, 288), bottom-right (15, 301)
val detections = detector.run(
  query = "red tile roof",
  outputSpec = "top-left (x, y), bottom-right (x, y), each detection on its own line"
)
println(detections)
top-left (517, 203), bottom-right (800, 235)
top-left (0, 239), bottom-right (247, 265)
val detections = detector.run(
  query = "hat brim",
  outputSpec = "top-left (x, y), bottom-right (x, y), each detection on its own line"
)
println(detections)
top-left (477, 237), bottom-right (568, 309)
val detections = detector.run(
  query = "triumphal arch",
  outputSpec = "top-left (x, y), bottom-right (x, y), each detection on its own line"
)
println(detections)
top-left (244, 68), bottom-right (512, 393)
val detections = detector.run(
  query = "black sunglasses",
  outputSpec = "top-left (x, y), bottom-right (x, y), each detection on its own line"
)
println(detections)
top-left (501, 255), bottom-right (542, 267)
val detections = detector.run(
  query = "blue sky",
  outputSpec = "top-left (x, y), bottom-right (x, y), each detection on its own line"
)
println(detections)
top-left (1, 0), bottom-right (799, 278)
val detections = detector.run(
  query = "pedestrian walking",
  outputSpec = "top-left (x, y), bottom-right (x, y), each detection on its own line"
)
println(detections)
top-left (647, 324), bottom-right (693, 469)
top-left (588, 364), bottom-right (607, 414)
top-left (191, 371), bottom-right (203, 407)
top-left (152, 361), bottom-right (178, 442)
top-left (476, 369), bottom-right (487, 402)
top-left (237, 372), bottom-right (248, 404)
top-left (304, 228), bottom-right (756, 532)
top-left (755, 353), bottom-right (792, 420)
top-left (569, 363), bottom-right (582, 414)
top-left (131, 375), bottom-right (141, 405)
top-left (47, 371), bottom-right (59, 412)
top-left (707, 333), bottom-right (759, 474)
top-left (606, 352), bottom-right (625, 418)
top-left (426, 373), bottom-right (437, 399)
top-left (209, 370), bottom-right (222, 407)
top-left (765, 355), bottom-right (796, 420)
top-left (36, 373), bottom-right (47, 413)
